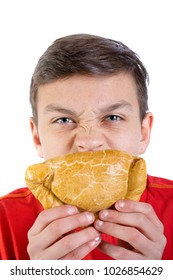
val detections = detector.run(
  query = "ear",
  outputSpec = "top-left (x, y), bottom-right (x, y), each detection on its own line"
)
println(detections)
top-left (29, 117), bottom-right (44, 158)
top-left (139, 112), bottom-right (154, 155)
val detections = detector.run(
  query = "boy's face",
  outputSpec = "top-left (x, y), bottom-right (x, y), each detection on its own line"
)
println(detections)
top-left (30, 73), bottom-right (153, 160)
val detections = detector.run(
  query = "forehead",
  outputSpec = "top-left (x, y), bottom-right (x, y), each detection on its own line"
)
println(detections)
top-left (37, 73), bottom-right (139, 113)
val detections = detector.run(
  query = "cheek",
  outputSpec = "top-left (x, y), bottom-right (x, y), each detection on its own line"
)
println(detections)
top-left (124, 131), bottom-right (142, 155)
top-left (106, 128), bottom-right (142, 156)
top-left (39, 131), bottom-right (75, 160)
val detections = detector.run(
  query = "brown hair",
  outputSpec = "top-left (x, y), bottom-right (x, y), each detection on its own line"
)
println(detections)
top-left (30, 34), bottom-right (149, 123)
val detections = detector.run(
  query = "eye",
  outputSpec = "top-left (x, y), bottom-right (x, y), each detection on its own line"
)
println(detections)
top-left (54, 117), bottom-right (74, 124)
top-left (105, 115), bottom-right (122, 122)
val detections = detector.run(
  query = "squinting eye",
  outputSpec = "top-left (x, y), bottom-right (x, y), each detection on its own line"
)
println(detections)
top-left (105, 115), bottom-right (122, 121)
top-left (55, 117), bottom-right (74, 124)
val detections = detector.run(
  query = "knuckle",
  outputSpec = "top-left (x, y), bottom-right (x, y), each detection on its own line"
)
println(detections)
top-left (154, 246), bottom-right (165, 260)
top-left (136, 213), bottom-right (146, 226)
top-left (162, 235), bottom-right (167, 248)
top-left (27, 243), bottom-right (31, 254)
top-left (49, 220), bottom-right (61, 235)
top-left (27, 242), bottom-right (36, 259)
top-left (158, 221), bottom-right (165, 232)
top-left (145, 203), bottom-right (153, 215)
top-left (62, 235), bottom-right (75, 251)
top-left (38, 210), bottom-right (48, 223)
top-left (27, 228), bottom-right (32, 239)
top-left (127, 227), bottom-right (141, 243)
top-left (151, 235), bottom-right (167, 259)
top-left (158, 236), bottom-right (167, 258)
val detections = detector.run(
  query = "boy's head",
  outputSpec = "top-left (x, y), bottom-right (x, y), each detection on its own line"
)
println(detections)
top-left (30, 34), bottom-right (149, 124)
top-left (29, 34), bottom-right (153, 160)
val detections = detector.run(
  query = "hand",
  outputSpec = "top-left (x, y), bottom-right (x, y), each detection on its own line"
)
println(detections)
top-left (94, 200), bottom-right (166, 259)
top-left (27, 205), bottom-right (101, 259)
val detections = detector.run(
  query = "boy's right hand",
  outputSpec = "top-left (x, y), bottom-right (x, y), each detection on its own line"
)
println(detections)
top-left (27, 205), bottom-right (101, 259)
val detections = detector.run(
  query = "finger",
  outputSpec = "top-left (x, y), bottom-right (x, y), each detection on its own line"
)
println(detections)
top-left (115, 200), bottom-right (164, 231)
top-left (98, 209), bottom-right (163, 242)
top-left (60, 235), bottom-right (101, 260)
top-left (36, 227), bottom-right (101, 260)
top-left (28, 205), bottom-right (79, 236)
top-left (28, 211), bottom-right (96, 251)
top-left (94, 220), bottom-right (164, 258)
top-left (97, 241), bottom-right (148, 260)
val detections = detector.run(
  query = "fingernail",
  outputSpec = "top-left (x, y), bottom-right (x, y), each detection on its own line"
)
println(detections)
top-left (95, 219), bottom-right (103, 228)
top-left (85, 212), bottom-right (94, 221)
top-left (89, 236), bottom-right (101, 246)
top-left (117, 200), bottom-right (125, 208)
top-left (67, 206), bottom-right (78, 214)
top-left (94, 236), bottom-right (101, 242)
top-left (100, 209), bottom-right (109, 218)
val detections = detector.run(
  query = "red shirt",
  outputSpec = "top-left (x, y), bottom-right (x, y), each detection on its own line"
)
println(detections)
top-left (0, 175), bottom-right (173, 260)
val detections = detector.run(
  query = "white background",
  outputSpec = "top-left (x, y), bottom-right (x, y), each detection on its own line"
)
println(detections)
top-left (0, 0), bottom-right (172, 197)
top-left (0, 260), bottom-right (171, 280)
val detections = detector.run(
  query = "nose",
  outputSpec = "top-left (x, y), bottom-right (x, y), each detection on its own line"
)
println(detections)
top-left (74, 127), bottom-right (105, 152)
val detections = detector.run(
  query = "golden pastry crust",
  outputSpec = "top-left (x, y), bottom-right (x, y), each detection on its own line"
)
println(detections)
top-left (25, 150), bottom-right (147, 213)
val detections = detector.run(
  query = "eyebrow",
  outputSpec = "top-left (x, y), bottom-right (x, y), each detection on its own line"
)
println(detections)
top-left (44, 100), bottom-right (133, 116)
top-left (98, 101), bottom-right (133, 114)
top-left (44, 104), bottom-right (78, 116)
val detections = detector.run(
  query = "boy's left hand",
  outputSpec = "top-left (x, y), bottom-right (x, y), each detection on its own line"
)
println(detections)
top-left (94, 200), bottom-right (167, 259)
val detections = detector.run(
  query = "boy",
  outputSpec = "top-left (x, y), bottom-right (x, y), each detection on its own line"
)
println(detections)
top-left (0, 34), bottom-right (173, 260)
